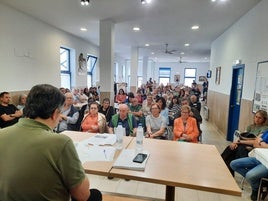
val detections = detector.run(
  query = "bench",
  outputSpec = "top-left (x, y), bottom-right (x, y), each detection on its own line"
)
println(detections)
top-left (102, 192), bottom-right (163, 201)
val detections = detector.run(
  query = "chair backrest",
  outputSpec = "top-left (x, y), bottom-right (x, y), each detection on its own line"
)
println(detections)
top-left (233, 130), bottom-right (241, 142)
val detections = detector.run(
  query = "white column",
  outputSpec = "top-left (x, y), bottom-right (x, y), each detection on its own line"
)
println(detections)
top-left (130, 47), bottom-right (138, 93)
top-left (99, 19), bottom-right (115, 103)
top-left (142, 56), bottom-right (148, 84)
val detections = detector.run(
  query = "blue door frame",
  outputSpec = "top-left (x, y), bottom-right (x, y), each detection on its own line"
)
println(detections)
top-left (227, 64), bottom-right (245, 141)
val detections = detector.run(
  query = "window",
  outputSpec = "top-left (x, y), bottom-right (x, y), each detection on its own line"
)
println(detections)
top-left (60, 47), bottom-right (71, 89)
top-left (184, 68), bottom-right (196, 87)
top-left (159, 67), bottom-right (171, 85)
top-left (137, 76), bottom-right (143, 87)
top-left (87, 55), bottom-right (98, 87)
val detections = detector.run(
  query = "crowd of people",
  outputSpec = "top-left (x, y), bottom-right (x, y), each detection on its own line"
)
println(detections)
top-left (2, 78), bottom-right (268, 201)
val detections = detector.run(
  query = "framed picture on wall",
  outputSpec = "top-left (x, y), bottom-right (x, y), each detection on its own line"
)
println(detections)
top-left (199, 76), bottom-right (206, 82)
top-left (174, 74), bottom-right (180, 82)
top-left (215, 67), bottom-right (221, 85)
top-left (207, 70), bottom-right (212, 78)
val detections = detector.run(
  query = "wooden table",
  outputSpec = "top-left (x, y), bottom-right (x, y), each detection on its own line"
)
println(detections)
top-left (63, 131), bottom-right (241, 201)
top-left (62, 131), bottom-right (133, 176)
top-left (109, 138), bottom-right (241, 201)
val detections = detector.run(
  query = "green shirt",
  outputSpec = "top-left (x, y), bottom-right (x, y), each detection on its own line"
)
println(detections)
top-left (246, 124), bottom-right (268, 136)
top-left (0, 118), bottom-right (85, 201)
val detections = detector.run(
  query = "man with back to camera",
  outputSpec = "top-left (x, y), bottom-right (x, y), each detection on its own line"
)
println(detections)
top-left (0, 92), bottom-right (22, 128)
top-left (0, 84), bottom-right (102, 201)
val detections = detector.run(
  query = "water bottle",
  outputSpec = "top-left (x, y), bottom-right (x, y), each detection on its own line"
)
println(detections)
top-left (116, 122), bottom-right (123, 150)
top-left (136, 123), bottom-right (144, 153)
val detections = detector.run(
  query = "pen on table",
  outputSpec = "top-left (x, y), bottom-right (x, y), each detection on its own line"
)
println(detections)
top-left (103, 149), bottom-right (107, 160)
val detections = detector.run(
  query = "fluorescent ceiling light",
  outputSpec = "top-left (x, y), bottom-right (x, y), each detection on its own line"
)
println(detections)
top-left (184, 43), bottom-right (190, 47)
top-left (145, 44), bottom-right (150, 47)
top-left (180, 52), bottom-right (185, 55)
top-left (133, 27), bottom-right (140, 31)
top-left (80, 27), bottom-right (87, 31)
top-left (191, 25), bottom-right (199, 30)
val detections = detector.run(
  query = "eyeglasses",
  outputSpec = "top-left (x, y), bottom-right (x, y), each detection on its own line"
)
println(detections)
top-left (151, 107), bottom-right (159, 110)
top-left (181, 112), bottom-right (189, 114)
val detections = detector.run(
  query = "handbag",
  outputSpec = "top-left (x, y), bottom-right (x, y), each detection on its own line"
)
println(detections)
top-left (239, 132), bottom-right (256, 140)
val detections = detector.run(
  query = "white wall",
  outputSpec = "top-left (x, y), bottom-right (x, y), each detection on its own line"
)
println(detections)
top-left (210, 0), bottom-right (267, 100)
top-left (0, 3), bottom-right (99, 92)
top-left (154, 62), bottom-right (209, 85)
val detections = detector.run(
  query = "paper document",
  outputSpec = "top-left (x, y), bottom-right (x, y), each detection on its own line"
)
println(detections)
top-left (86, 133), bottom-right (116, 145)
top-left (113, 149), bottom-right (150, 171)
top-left (75, 140), bottom-right (116, 163)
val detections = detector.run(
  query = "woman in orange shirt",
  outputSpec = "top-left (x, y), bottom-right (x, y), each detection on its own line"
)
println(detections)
top-left (173, 105), bottom-right (199, 143)
top-left (81, 102), bottom-right (106, 133)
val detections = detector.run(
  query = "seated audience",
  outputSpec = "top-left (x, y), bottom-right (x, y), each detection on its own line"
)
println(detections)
top-left (115, 88), bottom-right (127, 104)
top-left (190, 82), bottom-right (201, 100)
top-left (221, 110), bottom-right (268, 176)
top-left (72, 88), bottom-right (81, 104)
top-left (129, 97), bottom-right (144, 127)
top-left (230, 130), bottom-right (268, 201)
top-left (0, 92), bottom-right (22, 128)
top-left (78, 88), bottom-right (88, 103)
top-left (168, 95), bottom-right (180, 126)
top-left (99, 98), bottom-right (115, 124)
top-left (81, 102), bottom-right (106, 133)
top-left (189, 94), bottom-right (201, 113)
top-left (126, 92), bottom-right (135, 105)
top-left (17, 93), bottom-right (27, 111)
top-left (0, 84), bottom-right (102, 201)
top-left (135, 90), bottom-right (143, 105)
top-left (108, 104), bottom-right (137, 136)
top-left (156, 96), bottom-right (169, 125)
top-left (142, 94), bottom-right (154, 117)
top-left (56, 92), bottom-right (79, 132)
top-left (76, 97), bottom-right (95, 130)
top-left (145, 103), bottom-right (167, 139)
top-left (179, 97), bottom-right (202, 132)
top-left (173, 105), bottom-right (199, 143)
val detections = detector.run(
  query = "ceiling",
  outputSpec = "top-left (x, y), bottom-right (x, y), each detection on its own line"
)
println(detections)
top-left (1, 0), bottom-right (261, 63)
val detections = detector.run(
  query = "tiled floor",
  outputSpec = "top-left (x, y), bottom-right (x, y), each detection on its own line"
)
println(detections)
top-left (87, 108), bottom-right (256, 201)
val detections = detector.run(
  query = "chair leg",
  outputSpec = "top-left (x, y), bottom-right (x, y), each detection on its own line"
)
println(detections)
top-left (240, 177), bottom-right (245, 190)
top-left (257, 178), bottom-right (268, 201)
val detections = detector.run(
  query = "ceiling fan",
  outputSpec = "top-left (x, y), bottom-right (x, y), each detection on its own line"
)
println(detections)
top-left (164, 43), bottom-right (177, 54)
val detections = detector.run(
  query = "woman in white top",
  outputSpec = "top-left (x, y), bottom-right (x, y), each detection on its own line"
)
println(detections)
top-left (145, 103), bottom-right (167, 139)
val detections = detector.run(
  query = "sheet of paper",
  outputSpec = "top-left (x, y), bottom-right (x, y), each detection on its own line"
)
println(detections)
top-left (112, 149), bottom-right (150, 171)
top-left (75, 141), bottom-right (116, 163)
top-left (86, 133), bottom-right (116, 145)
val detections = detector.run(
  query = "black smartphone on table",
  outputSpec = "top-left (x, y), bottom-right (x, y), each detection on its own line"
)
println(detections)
top-left (133, 153), bottom-right (147, 163)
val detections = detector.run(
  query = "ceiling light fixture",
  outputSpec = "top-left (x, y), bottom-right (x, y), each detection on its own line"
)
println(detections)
top-left (81, 0), bottom-right (90, 6)
top-left (80, 27), bottom-right (87, 31)
top-left (141, 0), bottom-right (152, 5)
top-left (133, 27), bottom-right (140, 31)
top-left (184, 43), bottom-right (190, 47)
top-left (145, 44), bottom-right (150, 47)
top-left (191, 25), bottom-right (199, 30)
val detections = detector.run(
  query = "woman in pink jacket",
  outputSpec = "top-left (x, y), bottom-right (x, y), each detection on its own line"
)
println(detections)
top-left (173, 105), bottom-right (199, 143)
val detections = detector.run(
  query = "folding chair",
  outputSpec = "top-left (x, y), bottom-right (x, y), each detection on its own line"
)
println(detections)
top-left (257, 178), bottom-right (268, 201)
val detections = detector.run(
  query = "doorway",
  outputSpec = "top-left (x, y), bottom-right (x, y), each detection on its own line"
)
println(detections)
top-left (227, 64), bottom-right (245, 141)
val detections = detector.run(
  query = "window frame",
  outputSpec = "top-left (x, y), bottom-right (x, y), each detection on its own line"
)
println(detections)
top-left (60, 47), bottom-right (71, 89)
top-left (158, 67), bottom-right (171, 85)
top-left (184, 68), bottom-right (197, 87)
